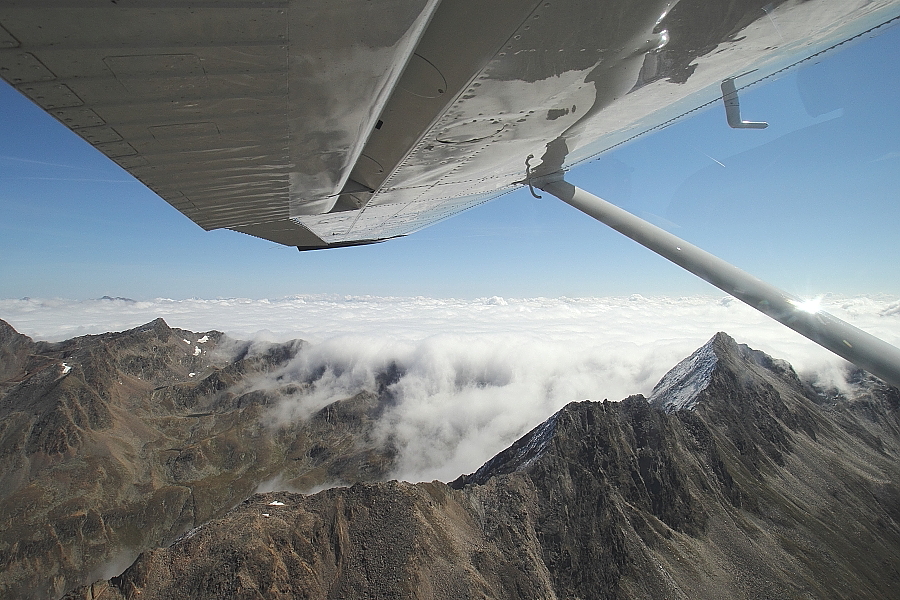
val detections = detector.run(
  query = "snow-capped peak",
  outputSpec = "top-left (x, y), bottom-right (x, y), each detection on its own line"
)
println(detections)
top-left (649, 337), bottom-right (718, 412)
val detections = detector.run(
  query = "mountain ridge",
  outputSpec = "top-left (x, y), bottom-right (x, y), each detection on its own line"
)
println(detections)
top-left (48, 328), bottom-right (900, 599)
top-left (0, 318), bottom-right (397, 599)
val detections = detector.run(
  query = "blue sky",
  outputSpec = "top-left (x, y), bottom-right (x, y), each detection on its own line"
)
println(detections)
top-left (1, 23), bottom-right (898, 301)
top-left (1, 22), bottom-right (899, 475)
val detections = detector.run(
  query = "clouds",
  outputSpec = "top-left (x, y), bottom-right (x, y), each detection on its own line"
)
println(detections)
top-left (4, 294), bottom-right (900, 397)
top-left (3, 293), bottom-right (899, 482)
top-left (368, 333), bottom-right (641, 481)
top-left (252, 330), bottom-right (660, 482)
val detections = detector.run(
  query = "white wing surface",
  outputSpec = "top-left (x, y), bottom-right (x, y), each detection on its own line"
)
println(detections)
top-left (1, 0), bottom-right (898, 249)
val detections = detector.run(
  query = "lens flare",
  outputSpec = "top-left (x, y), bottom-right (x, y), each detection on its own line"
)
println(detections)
top-left (792, 297), bottom-right (823, 314)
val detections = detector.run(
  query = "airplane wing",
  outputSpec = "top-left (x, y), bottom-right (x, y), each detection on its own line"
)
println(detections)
top-left (2, 0), bottom-right (898, 250)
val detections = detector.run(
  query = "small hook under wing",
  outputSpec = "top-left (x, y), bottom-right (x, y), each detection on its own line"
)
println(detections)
top-left (524, 154), bottom-right (542, 198)
top-left (721, 77), bottom-right (768, 129)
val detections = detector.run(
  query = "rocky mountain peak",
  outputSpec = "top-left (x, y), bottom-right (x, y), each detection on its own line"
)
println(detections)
top-left (6, 322), bottom-right (900, 600)
top-left (134, 316), bottom-right (171, 336)
top-left (0, 318), bottom-right (34, 383)
top-left (648, 331), bottom-right (804, 414)
top-left (648, 333), bottom-right (720, 412)
top-left (0, 317), bottom-right (30, 345)
top-left (0, 319), bottom-right (402, 600)
top-left (63, 330), bottom-right (900, 600)
top-left (456, 332), bottom-right (804, 488)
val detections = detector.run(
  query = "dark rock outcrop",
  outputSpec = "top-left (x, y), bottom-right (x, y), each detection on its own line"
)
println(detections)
top-left (65, 332), bottom-right (900, 599)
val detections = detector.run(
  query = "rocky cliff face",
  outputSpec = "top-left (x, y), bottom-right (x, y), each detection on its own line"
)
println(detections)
top-left (0, 319), bottom-right (397, 600)
top-left (62, 331), bottom-right (900, 599)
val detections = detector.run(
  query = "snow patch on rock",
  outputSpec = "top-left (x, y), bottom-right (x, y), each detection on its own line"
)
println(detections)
top-left (467, 413), bottom-right (559, 483)
top-left (649, 337), bottom-right (718, 412)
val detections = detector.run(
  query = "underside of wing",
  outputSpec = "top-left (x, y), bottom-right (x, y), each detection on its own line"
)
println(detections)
top-left (1, 0), bottom-right (898, 249)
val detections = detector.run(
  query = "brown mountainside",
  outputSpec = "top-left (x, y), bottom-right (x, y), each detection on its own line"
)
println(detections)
top-left (0, 318), bottom-right (397, 600)
top-left (64, 332), bottom-right (900, 599)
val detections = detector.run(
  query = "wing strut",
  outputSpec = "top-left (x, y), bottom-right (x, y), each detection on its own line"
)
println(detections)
top-left (535, 175), bottom-right (900, 389)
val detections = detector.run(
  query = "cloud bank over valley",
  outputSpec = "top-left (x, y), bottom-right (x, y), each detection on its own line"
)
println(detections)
top-left (3, 294), bottom-right (899, 481)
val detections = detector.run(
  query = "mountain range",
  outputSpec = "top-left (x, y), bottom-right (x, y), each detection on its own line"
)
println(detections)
top-left (1, 318), bottom-right (898, 599)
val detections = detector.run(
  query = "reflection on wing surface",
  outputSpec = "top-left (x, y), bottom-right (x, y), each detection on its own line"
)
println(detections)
top-left (1, 0), bottom-right (898, 249)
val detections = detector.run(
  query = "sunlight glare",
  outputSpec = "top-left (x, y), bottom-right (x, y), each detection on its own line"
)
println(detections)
top-left (793, 296), bottom-right (823, 314)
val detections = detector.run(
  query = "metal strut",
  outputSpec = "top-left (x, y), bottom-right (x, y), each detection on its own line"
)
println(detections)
top-left (535, 175), bottom-right (900, 389)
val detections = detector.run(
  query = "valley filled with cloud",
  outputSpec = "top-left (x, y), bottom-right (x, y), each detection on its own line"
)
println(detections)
top-left (3, 294), bottom-right (899, 481)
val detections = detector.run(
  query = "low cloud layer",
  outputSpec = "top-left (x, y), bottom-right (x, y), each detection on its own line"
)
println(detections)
top-left (3, 294), bottom-right (899, 481)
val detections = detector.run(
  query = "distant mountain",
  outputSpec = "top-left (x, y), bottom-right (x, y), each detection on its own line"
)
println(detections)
top-left (0, 319), bottom-right (398, 600)
top-left (58, 331), bottom-right (900, 599)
